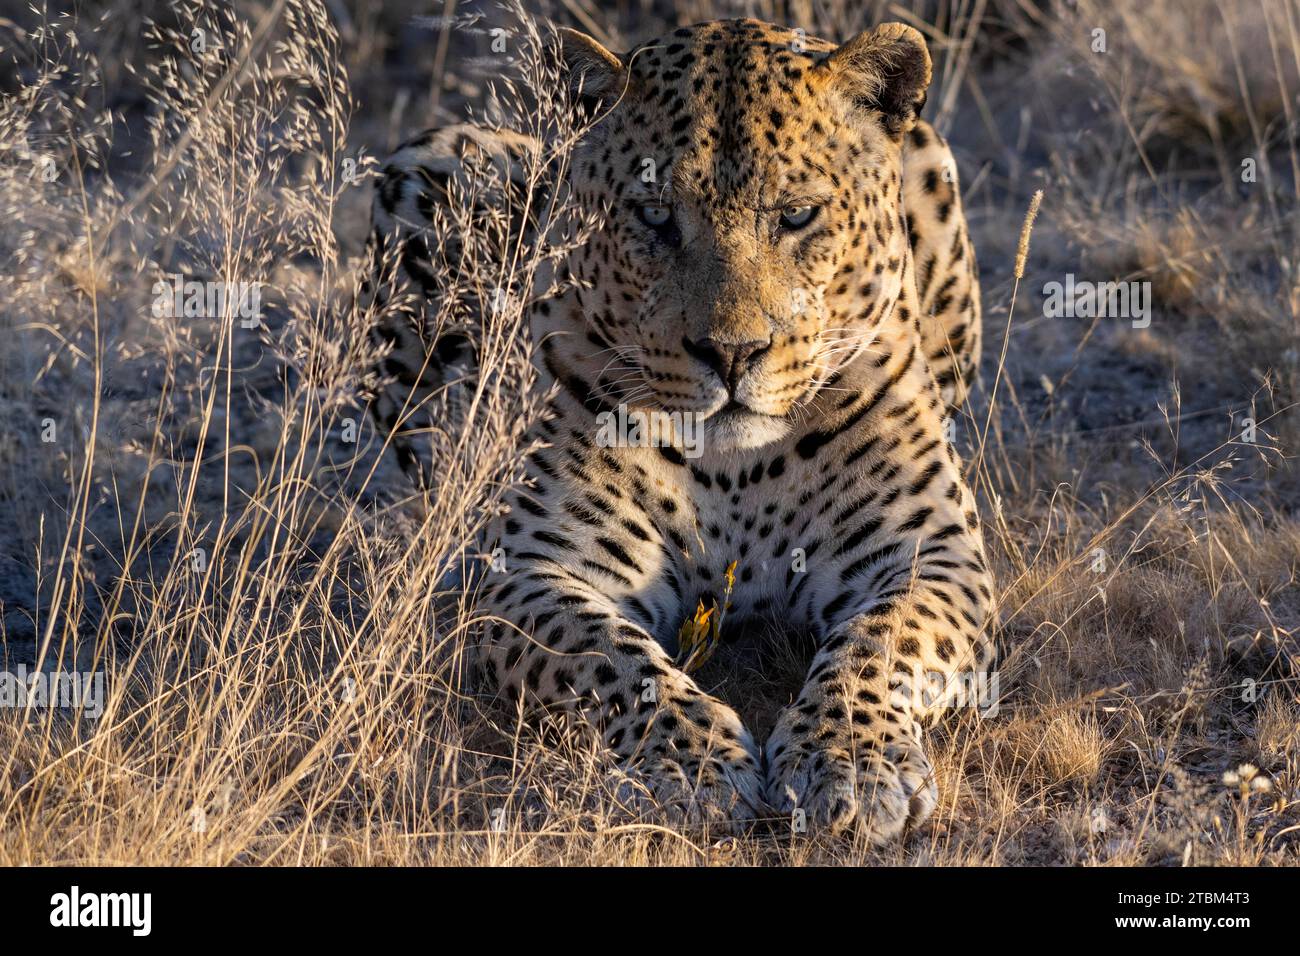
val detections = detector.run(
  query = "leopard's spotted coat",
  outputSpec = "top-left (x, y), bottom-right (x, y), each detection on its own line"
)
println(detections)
top-left (361, 19), bottom-right (991, 843)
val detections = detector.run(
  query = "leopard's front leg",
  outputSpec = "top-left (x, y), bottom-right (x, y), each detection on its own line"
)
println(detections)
top-left (483, 570), bottom-right (762, 825)
top-left (767, 539), bottom-right (994, 843)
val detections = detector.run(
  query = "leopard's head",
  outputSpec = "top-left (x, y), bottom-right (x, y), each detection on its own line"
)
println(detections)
top-left (546, 18), bottom-right (931, 450)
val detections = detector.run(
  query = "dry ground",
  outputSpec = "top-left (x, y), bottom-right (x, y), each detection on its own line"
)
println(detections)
top-left (0, 0), bottom-right (1297, 865)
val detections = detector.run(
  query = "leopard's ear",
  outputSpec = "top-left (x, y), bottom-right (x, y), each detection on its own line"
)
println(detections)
top-left (558, 28), bottom-right (625, 114)
top-left (823, 23), bottom-right (931, 136)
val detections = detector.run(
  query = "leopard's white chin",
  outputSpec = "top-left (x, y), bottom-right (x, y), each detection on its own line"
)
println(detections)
top-left (703, 405), bottom-right (791, 451)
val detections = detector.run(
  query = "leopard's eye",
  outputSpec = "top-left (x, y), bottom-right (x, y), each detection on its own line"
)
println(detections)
top-left (778, 204), bottom-right (818, 230)
top-left (638, 204), bottom-right (672, 227)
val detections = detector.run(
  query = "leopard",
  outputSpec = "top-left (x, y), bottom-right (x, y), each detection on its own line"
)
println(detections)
top-left (360, 18), bottom-right (992, 845)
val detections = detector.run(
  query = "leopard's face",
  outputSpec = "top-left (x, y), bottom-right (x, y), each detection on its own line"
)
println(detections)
top-left (559, 19), bottom-right (931, 450)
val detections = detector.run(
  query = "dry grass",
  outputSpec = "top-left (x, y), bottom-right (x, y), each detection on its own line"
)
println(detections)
top-left (0, 0), bottom-right (1297, 866)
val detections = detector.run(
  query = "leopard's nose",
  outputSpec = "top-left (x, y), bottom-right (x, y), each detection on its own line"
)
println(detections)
top-left (683, 336), bottom-right (771, 393)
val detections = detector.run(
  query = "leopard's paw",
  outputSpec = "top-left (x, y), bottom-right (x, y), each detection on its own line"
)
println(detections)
top-left (620, 687), bottom-right (763, 830)
top-left (765, 708), bottom-right (936, 844)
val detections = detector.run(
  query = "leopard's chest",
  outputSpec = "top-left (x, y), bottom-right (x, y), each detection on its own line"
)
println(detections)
top-left (654, 445), bottom-right (856, 630)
